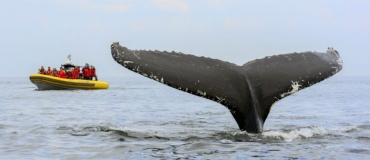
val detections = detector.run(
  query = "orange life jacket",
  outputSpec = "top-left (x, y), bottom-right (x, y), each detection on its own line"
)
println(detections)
top-left (90, 68), bottom-right (96, 76)
top-left (73, 68), bottom-right (80, 79)
top-left (59, 70), bottom-right (66, 78)
top-left (82, 67), bottom-right (90, 77)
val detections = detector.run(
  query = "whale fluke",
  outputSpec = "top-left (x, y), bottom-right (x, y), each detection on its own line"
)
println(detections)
top-left (111, 42), bottom-right (343, 133)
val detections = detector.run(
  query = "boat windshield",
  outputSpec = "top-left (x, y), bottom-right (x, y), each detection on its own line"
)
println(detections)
top-left (61, 64), bottom-right (76, 70)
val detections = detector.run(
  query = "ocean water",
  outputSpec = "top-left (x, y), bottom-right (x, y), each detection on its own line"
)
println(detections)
top-left (0, 76), bottom-right (369, 159)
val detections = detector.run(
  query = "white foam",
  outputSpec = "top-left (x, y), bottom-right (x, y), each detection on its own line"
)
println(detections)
top-left (262, 126), bottom-right (328, 141)
top-left (220, 139), bottom-right (233, 144)
top-left (332, 126), bottom-right (358, 132)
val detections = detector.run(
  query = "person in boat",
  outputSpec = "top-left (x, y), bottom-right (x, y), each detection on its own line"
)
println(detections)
top-left (78, 66), bottom-right (82, 79)
top-left (90, 65), bottom-right (98, 81)
top-left (58, 67), bottom-right (66, 78)
top-left (82, 63), bottom-right (90, 80)
top-left (46, 66), bottom-right (52, 76)
top-left (52, 68), bottom-right (58, 77)
top-left (73, 66), bottom-right (80, 79)
top-left (66, 68), bottom-right (73, 79)
top-left (39, 66), bottom-right (46, 74)
top-left (70, 68), bottom-right (75, 79)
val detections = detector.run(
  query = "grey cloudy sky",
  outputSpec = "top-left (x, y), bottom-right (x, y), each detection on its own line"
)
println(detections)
top-left (1, 0), bottom-right (369, 77)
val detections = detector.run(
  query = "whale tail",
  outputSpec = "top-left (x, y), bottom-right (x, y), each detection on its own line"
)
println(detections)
top-left (111, 42), bottom-right (343, 133)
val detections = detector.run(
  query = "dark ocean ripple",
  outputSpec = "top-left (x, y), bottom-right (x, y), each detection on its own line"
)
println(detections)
top-left (0, 76), bottom-right (369, 159)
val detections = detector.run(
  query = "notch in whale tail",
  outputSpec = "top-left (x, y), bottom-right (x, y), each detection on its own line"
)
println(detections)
top-left (110, 43), bottom-right (343, 133)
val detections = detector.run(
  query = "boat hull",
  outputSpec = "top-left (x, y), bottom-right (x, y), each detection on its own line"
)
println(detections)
top-left (29, 74), bottom-right (109, 90)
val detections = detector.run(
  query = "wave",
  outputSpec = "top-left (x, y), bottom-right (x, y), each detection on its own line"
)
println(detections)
top-left (63, 124), bottom-right (361, 143)
top-left (262, 126), bottom-right (359, 141)
top-left (262, 126), bottom-right (328, 141)
top-left (69, 126), bottom-right (111, 136)
top-left (331, 126), bottom-right (358, 132)
top-left (109, 126), bottom-right (167, 135)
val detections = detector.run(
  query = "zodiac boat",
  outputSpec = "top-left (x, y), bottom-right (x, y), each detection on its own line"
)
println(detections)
top-left (30, 74), bottom-right (109, 90)
top-left (30, 55), bottom-right (109, 90)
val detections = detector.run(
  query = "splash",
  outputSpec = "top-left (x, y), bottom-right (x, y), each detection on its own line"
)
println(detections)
top-left (262, 126), bottom-right (328, 141)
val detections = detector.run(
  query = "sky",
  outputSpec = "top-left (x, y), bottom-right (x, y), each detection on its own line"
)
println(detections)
top-left (0, 0), bottom-right (369, 78)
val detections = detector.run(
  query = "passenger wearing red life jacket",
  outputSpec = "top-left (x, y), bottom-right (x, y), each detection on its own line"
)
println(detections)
top-left (58, 67), bottom-right (66, 78)
top-left (66, 69), bottom-right (73, 79)
top-left (46, 66), bottom-right (52, 76)
top-left (77, 66), bottom-right (83, 79)
top-left (90, 66), bottom-right (98, 81)
top-left (73, 66), bottom-right (80, 79)
top-left (82, 63), bottom-right (90, 80)
top-left (39, 66), bottom-right (46, 74)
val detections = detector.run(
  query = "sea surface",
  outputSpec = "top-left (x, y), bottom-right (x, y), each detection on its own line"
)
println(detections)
top-left (0, 76), bottom-right (369, 159)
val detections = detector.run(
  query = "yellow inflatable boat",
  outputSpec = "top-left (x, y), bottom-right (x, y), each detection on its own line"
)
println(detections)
top-left (30, 74), bottom-right (109, 90)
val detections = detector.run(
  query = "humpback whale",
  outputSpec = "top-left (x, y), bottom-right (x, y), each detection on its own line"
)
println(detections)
top-left (110, 42), bottom-right (343, 133)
